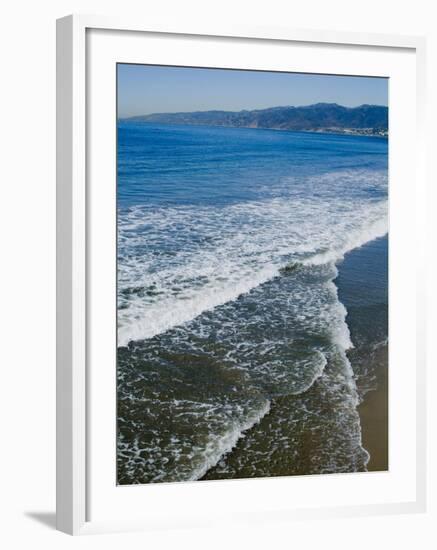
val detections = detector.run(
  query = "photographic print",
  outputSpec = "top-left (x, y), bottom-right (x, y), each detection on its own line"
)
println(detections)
top-left (116, 64), bottom-right (388, 485)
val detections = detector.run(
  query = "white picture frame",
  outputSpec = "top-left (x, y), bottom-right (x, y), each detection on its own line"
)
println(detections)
top-left (56, 14), bottom-right (427, 535)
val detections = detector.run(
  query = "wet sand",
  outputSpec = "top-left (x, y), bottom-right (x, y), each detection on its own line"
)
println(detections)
top-left (357, 345), bottom-right (388, 471)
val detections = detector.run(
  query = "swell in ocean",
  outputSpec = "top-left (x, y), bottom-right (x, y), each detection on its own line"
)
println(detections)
top-left (117, 166), bottom-right (387, 484)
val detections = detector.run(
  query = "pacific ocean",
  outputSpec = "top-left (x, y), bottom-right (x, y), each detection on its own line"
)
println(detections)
top-left (116, 122), bottom-right (388, 484)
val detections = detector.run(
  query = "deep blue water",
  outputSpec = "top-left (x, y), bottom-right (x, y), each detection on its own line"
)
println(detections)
top-left (116, 122), bottom-right (388, 484)
top-left (118, 122), bottom-right (387, 207)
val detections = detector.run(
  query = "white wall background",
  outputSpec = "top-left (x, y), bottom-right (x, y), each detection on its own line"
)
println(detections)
top-left (0, 0), bottom-right (435, 547)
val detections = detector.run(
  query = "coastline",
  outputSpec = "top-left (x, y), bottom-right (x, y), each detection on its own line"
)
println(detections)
top-left (122, 102), bottom-right (388, 138)
top-left (120, 119), bottom-right (388, 138)
top-left (336, 235), bottom-right (389, 472)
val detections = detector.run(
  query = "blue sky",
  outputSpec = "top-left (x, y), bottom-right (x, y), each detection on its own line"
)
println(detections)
top-left (117, 64), bottom-right (388, 118)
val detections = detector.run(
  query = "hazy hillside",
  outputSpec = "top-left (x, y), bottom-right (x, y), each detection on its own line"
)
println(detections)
top-left (125, 103), bottom-right (388, 136)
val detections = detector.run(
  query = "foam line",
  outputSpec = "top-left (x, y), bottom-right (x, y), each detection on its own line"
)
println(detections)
top-left (187, 400), bottom-right (271, 481)
top-left (118, 221), bottom-right (388, 347)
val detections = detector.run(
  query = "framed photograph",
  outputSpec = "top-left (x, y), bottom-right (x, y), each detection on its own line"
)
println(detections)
top-left (56, 15), bottom-right (427, 535)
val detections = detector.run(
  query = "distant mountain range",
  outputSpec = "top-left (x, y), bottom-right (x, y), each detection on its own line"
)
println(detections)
top-left (124, 103), bottom-right (388, 136)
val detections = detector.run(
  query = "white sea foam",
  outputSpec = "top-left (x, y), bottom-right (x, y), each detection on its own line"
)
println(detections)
top-left (118, 168), bottom-right (388, 347)
top-left (186, 400), bottom-right (271, 481)
top-left (302, 215), bottom-right (388, 267)
top-left (118, 392), bottom-right (271, 483)
top-left (118, 263), bottom-right (279, 346)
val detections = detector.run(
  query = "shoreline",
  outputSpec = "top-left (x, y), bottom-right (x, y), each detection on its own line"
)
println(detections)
top-left (119, 120), bottom-right (388, 138)
top-left (336, 235), bottom-right (389, 473)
